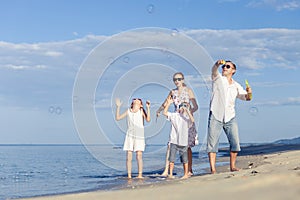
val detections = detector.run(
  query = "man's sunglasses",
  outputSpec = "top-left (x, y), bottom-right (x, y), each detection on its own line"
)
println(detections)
top-left (222, 65), bottom-right (232, 69)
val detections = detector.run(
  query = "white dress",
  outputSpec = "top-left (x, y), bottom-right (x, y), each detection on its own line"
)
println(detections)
top-left (123, 109), bottom-right (145, 152)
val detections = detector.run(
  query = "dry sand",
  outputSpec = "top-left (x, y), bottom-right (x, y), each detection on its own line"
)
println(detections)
top-left (18, 145), bottom-right (300, 200)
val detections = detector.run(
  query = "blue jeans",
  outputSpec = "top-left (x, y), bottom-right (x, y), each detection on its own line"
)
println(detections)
top-left (169, 143), bottom-right (188, 163)
top-left (207, 112), bottom-right (241, 152)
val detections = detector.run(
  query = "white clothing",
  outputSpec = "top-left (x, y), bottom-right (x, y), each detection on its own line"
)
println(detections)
top-left (167, 112), bottom-right (189, 146)
top-left (123, 109), bottom-right (145, 152)
top-left (210, 72), bottom-right (247, 123)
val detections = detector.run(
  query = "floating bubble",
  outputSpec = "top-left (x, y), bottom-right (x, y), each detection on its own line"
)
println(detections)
top-left (108, 57), bottom-right (116, 64)
top-left (147, 4), bottom-right (155, 14)
top-left (48, 106), bottom-right (55, 113)
top-left (123, 56), bottom-right (130, 63)
top-left (55, 107), bottom-right (62, 115)
top-left (249, 106), bottom-right (258, 116)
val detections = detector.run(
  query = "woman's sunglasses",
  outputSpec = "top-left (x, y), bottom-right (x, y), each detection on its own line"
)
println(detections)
top-left (173, 78), bottom-right (184, 82)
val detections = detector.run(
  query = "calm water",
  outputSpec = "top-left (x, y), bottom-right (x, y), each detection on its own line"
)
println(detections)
top-left (0, 144), bottom-right (216, 200)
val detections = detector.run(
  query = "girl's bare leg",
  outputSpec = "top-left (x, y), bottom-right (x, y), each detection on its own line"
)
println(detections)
top-left (136, 151), bottom-right (144, 178)
top-left (126, 151), bottom-right (133, 179)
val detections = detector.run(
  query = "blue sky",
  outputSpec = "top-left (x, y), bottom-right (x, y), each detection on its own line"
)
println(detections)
top-left (0, 0), bottom-right (299, 144)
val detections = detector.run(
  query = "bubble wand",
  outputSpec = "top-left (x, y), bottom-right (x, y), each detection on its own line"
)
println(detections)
top-left (245, 79), bottom-right (252, 100)
top-left (245, 79), bottom-right (250, 88)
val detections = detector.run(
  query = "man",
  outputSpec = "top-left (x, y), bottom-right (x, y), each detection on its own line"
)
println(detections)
top-left (207, 60), bottom-right (252, 174)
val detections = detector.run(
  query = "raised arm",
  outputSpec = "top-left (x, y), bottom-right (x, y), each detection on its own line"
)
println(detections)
top-left (144, 100), bottom-right (151, 122)
top-left (163, 96), bottom-right (173, 117)
top-left (156, 90), bottom-right (173, 117)
top-left (188, 88), bottom-right (198, 114)
top-left (115, 98), bottom-right (128, 121)
top-left (212, 60), bottom-right (225, 79)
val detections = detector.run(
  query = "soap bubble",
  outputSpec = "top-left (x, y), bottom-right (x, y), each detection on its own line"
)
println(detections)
top-left (147, 4), bottom-right (155, 14)
top-left (55, 107), bottom-right (62, 115)
top-left (123, 56), bottom-right (130, 63)
top-left (48, 106), bottom-right (55, 113)
top-left (249, 106), bottom-right (258, 116)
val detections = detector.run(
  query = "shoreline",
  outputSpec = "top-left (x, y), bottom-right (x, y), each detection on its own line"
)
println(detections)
top-left (17, 144), bottom-right (300, 200)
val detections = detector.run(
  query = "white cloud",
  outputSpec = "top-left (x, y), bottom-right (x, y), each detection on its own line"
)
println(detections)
top-left (2, 64), bottom-right (47, 70)
top-left (0, 29), bottom-right (299, 109)
top-left (186, 28), bottom-right (300, 70)
top-left (247, 0), bottom-right (300, 11)
top-left (44, 51), bottom-right (63, 57)
top-left (253, 81), bottom-right (298, 87)
top-left (255, 96), bottom-right (300, 106)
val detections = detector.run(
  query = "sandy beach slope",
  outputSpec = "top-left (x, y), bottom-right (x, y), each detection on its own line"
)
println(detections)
top-left (18, 146), bottom-right (300, 200)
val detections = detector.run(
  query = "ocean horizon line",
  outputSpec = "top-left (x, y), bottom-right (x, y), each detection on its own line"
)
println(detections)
top-left (0, 142), bottom-right (264, 147)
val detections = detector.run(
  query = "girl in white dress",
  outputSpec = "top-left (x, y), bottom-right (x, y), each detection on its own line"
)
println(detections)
top-left (115, 98), bottom-right (151, 179)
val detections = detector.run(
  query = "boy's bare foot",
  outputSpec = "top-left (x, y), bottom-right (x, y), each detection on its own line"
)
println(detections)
top-left (211, 170), bottom-right (217, 174)
top-left (230, 167), bottom-right (240, 172)
top-left (137, 175), bottom-right (144, 179)
top-left (188, 172), bottom-right (193, 177)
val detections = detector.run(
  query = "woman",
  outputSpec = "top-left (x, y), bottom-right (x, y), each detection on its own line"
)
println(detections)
top-left (156, 72), bottom-right (198, 176)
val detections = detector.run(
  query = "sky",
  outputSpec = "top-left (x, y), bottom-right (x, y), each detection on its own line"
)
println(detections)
top-left (0, 0), bottom-right (300, 145)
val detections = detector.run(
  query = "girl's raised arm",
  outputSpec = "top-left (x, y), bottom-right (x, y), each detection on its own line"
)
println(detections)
top-left (115, 98), bottom-right (128, 121)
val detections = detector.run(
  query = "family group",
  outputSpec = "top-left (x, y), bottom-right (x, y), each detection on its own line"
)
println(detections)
top-left (115, 60), bottom-right (253, 179)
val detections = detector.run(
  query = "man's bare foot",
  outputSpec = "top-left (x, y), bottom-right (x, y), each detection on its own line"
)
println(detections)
top-left (230, 167), bottom-right (240, 172)
top-left (211, 170), bottom-right (217, 174)
top-left (137, 175), bottom-right (144, 179)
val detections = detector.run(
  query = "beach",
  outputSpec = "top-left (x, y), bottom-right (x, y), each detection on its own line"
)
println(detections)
top-left (18, 144), bottom-right (300, 200)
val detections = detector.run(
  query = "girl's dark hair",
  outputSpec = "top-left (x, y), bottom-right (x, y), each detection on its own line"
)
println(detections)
top-left (173, 72), bottom-right (187, 86)
top-left (131, 99), bottom-right (147, 123)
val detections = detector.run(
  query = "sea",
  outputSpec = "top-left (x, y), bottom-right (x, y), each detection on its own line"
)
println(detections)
top-left (0, 143), bottom-right (238, 200)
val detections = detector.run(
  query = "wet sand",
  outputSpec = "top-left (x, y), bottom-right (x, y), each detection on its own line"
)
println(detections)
top-left (18, 144), bottom-right (300, 200)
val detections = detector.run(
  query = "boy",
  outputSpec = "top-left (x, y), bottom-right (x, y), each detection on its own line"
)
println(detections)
top-left (163, 96), bottom-right (194, 179)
